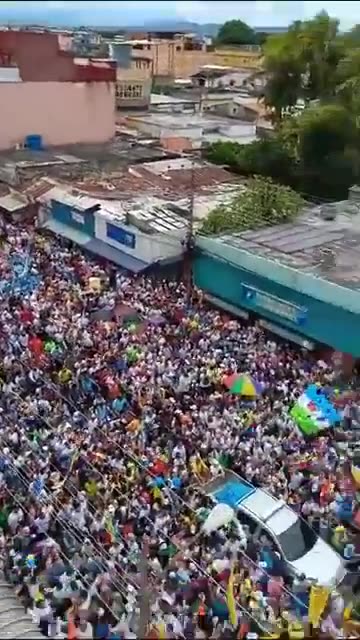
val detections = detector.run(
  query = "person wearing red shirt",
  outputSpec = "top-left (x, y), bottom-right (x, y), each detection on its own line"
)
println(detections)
top-left (28, 335), bottom-right (43, 357)
top-left (20, 307), bottom-right (33, 325)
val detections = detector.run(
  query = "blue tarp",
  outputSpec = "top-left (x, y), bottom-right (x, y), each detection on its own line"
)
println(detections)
top-left (213, 480), bottom-right (255, 509)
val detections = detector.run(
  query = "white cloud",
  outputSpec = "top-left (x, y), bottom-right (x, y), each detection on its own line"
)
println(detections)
top-left (0, 0), bottom-right (359, 28)
top-left (173, 0), bottom-right (359, 27)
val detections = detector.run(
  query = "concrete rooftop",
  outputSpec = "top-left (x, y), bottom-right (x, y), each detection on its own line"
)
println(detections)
top-left (215, 200), bottom-right (360, 292)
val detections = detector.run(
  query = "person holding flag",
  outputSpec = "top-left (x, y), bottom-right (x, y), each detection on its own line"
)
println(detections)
top-left (227, 566), bottom-right (238, 630)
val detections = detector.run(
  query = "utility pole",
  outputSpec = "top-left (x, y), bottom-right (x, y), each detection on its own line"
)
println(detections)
top-left (185, 161), bottom-right (195, 304)
top-left (138, 537), bottom-right (150, 639)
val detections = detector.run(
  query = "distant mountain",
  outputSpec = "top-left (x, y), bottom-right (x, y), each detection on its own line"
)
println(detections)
top-left (141, 21), bottom-right (221, 37)
top-left (255, 26), bottom-right (289, 33)
top-left (130, 21), bottom-right (288, 37)
top-left (0, 13), bottom-right (288, 37)
top-left (96, 21), bottom-right (221, 37)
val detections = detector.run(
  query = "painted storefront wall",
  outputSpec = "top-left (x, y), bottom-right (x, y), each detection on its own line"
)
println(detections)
top-left (94, 213), bottom-right (184, 264)
top-left (193, 253), bottom-right (360, 357)
top-left (196, 236), bottom-right (360, 315)
top-left (51, 200), bottom-right (95, 237)
top-left (45, 199), bottom-right (184, 266)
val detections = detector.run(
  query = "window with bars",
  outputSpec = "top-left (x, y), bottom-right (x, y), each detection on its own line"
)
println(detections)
top-left (116, 83), bottom-right (144, 98)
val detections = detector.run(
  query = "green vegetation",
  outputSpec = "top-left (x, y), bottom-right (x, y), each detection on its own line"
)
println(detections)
top-left (205, 12), bottom-right (360, 202)
top-left (206, 104), bottom-right (359, 200)
top-left (206, 138), bottom-right (294, 183)
top-left (263, 12), bottom-right (345, 119)
top-left (200, 177), bottom-right (303, 236)
top-left (216, 20), bottom-right (265, 46)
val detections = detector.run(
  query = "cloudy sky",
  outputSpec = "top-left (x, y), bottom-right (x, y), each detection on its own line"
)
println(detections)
top-left (0, 0), bottom-right (358, 28)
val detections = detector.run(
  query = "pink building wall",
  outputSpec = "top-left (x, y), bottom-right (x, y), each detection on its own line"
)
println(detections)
top-left (0, 81), bottom-right (115, 149)
top-left (0, 31), bottom-right (117, 82)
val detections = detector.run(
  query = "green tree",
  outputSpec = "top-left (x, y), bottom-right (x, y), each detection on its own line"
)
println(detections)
top-left (205, 141), bottom-right (242, 168)
top-left (237, 139), bottom-right (294, 181)
top-left (263, 25), bottom-right (305, 121)
top-left (205, 138), bottom-right (294, 183)
top-left (280, 104), bottom-right (359, 198)
top-left (299, 11), bottom-right (343, 101)
top-left (336, 48), bottom-right (360, 123)
top-left (281, 104), bottom-right (356, 162)
top-left (342, 24), bottom-right (360, 48)
top-left (255, 31), bottom-right (268, 46)
top-left (200, 177), bottom-right (303, 236)
top-left (217, 20), bottom-right (257, 46)
top-left (263, 12), bottom-right (344, 120)
top-left (205, 102), bottom-right (360, 201)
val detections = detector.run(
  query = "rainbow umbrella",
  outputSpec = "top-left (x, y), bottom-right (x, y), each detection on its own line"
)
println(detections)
top-left (223, 373), bottom-right (240, 389)
top-left (228, 374), bottom-right (258, 396)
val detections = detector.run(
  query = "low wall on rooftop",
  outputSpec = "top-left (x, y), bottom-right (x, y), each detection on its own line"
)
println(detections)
top-left (0, 81), bottom-right (115, 149)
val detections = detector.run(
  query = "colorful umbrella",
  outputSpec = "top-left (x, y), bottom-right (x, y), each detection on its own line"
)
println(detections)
top-left (228, 374), bottom-right (258, 396)
top-left (223, 373), bottom-right (240, 389)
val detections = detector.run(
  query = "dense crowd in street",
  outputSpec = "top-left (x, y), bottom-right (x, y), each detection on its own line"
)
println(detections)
top-left (0, 222), bottom-right (358, 639)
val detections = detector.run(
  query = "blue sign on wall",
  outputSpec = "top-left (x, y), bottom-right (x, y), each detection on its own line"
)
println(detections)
top-left (193, 255), bottom-right (360, 356)
top-left (106, 222), bottom-right (136, 249)
top-left (242, 284), bottom-right (307, 325)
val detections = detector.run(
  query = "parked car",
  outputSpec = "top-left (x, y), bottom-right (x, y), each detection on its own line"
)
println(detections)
top-left (207, 475), bottom-right (347, 587)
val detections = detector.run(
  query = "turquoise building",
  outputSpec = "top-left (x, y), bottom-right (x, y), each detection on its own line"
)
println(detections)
top-left (194, 232), bottom-right (360, 360)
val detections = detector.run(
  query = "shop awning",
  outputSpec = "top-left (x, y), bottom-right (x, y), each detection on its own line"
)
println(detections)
top-left (84, 238), bottom-right (149, 274)
top-left (203, 293), bottom-right (249, 319)
top-left (259, 319), bottom-right (315, 349)
top-left (43, 218), bottom-right (90, 246)
top-left (43, 219), bottom-right (149, 273)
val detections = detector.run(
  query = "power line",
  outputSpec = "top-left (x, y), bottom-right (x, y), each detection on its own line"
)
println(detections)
top-left (3, 350), bottom-right (272, 634)
top-left (6, 355), bottom-right (296, 632)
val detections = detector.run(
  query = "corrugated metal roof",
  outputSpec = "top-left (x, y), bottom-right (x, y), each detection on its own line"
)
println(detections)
top-left (42, 187), bottom-right (98, 211)
top-left (22, 179), bottom-right (56, 201)
top-left (216, 204), bottom-right (360, 291)
top-left (84, 238), bottom-right (149, 273)
top-left (0, 193), bottom-right (27, 211)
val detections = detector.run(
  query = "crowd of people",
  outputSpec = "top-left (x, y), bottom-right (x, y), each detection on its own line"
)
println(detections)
top-left (0, 222), bottom-right (358, 639)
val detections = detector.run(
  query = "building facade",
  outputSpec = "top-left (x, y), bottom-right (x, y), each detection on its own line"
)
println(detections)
top-left (0, 82), bottom-right (115, 149)
top-left (125, 112), bottom-right (256, 151)
top-left (194, 235), bottom-right (360, 368)
top-left (0, 29), bottom-right (117, 82)
top-left (120, 34), bottom-right (262, 81)
top-left (0, 29), bottom-right (116, 149)
top-left (39, 190), bottom-right (186, 272)
top-left (112, 44), bottom-right (152, 110)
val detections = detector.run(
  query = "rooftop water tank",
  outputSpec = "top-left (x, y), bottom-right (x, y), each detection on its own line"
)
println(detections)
top-left (25, 134), bottom-right (43, 151)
